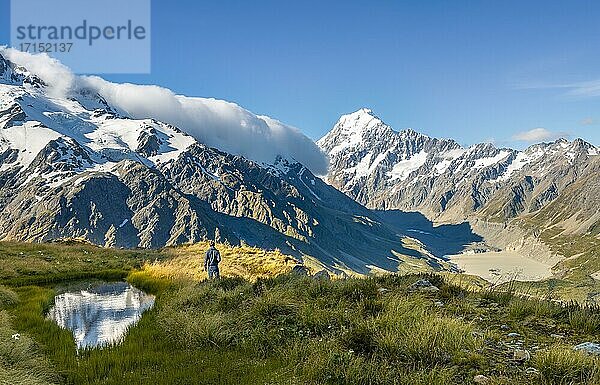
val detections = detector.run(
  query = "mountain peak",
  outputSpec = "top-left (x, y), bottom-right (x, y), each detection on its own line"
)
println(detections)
top-left (338, 108), bottom-right (382, 129)
top-left (353, 107), bottom-right (374, 116)
top-left (316, 108), bottom-right (394, 154)
top-left (332, 108), bottom-right (391, 136)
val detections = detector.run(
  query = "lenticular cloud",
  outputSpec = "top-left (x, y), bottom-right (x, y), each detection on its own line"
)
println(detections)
top-left (1, 48), bottom-right (328, 174)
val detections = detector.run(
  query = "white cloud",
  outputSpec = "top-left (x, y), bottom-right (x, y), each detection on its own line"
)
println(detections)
top-left (2, 48), bottom-right (76, 97)
top-left (515, 79), bottom-right (600, 99)
top-left (564, 80), bottom-right (600, 98)
top-left (0, 48), bottom-right (328, 174)
top-left (580, 117), bottom-right (595, 126)
top-left (512, 127), bottom-right (565, 143)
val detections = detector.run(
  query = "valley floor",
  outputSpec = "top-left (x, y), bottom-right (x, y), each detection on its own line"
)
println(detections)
top-left (449, 251), bottom-right (554, 284)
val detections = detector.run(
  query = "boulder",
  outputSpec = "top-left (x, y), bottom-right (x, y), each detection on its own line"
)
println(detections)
top-left (290, 264), bottom-right (309, 276)
top-left (313, 270), bottom-right (331, 280)
top-left (473, 374), bottom-right (490, 384)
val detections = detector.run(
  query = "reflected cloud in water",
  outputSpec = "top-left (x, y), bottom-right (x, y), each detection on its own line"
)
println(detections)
top-left (47, 281), bottom-right (155, 349)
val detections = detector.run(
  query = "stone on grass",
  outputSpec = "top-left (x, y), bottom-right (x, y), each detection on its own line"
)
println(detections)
top-left (574, 342), bottom-right (600, 355)
top-left (409, 279), bottom-right (440, 293)
top-left (525, 367), bottom-right (539, 375)
top-left (473, 374), bottom-right (490, 384)
top-left (513, 349), bottom-right (531, 361)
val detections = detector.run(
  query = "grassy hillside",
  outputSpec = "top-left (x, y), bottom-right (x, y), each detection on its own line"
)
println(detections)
top-left (0, 240), bottom-right (296, 286)
top-left (1, 242), bottom-right (600, 384)
top-left (509, 212), bottom-right (600, 303)
top-left (143, 241), bottom-right (298, 281)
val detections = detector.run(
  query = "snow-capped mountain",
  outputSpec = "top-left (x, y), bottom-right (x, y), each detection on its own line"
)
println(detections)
top-left (0, 53), bottom-right (445, 274)
top-left (319, 108), bottom-right (599, 234)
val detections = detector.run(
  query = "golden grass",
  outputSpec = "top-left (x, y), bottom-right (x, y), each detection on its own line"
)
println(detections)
top-left (143, 241), bottom-right (300, 281)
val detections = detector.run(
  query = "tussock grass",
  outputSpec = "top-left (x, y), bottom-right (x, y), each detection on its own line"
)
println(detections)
top-left (2, 241), bottom-right (600, 384)
top-left (6, 271), bottom-right (600, 384)
top-left (534, 345), bottom-right (600, 384)
top-left (9, 282), bottom-right (286, 385)
top-left (0, 240), bottom-right (295, 287)
top-left (143, 241), bottom-right (297, 281)
top-left (508, 297), bottom-right (562, 320)
top-left (0, 285), bottom-right (18, 308)
top-left (567, 309), bottom-right (600, 334)
top-left (376, 295), bottom-right (482, 365)
top-left (147, 274), bottom-right (486, 383)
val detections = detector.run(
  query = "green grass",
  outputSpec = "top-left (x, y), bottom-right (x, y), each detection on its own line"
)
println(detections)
top-left (11, 272), bottom-right (600, 384)
top-left (534, 345), bottom-right (600, 384)
top-left (0, 240), bottom-right (296, 287)
top-left (2, 242), bottom-right (600, 384)
top-left (7, 282), bottom-right (288, 385)
top-left (0, 285), bottom-right (58, 385)
top-left (0, 241), bottom-right (163, 286)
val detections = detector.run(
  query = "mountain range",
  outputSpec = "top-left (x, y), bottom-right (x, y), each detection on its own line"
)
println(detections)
top-left (0, 53), bottom-right (450, 275)
top-left (2, 51), bottom-right (599, 282)
top-left (318, 108), bottom-right (600, 284)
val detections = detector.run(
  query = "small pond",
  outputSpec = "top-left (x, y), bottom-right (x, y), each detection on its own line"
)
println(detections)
top-left (46, 281), bottom-right (155, 349)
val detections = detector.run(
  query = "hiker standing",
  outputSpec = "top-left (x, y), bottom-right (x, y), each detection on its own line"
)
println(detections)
top-left (204, 240), bottom-right (221, 279)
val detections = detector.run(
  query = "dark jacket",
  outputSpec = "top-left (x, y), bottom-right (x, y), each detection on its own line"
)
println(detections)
top-left (204, 246), bottom-right (221, 268)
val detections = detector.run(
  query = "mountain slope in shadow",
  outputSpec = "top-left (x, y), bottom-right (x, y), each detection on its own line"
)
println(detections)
top-left (373, 210), bottom-right (483, 258)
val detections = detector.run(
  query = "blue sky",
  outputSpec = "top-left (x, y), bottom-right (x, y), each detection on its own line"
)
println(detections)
top-left (1, 0), bottom-right (600, 147)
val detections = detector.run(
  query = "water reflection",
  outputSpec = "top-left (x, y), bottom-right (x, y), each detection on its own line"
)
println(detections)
top-left (47, 281), bottom-right (155, 349)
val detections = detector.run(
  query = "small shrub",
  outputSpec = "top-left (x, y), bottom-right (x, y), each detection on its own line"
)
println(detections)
top-left (438, 282), bottom-right (467, 301)
top-left (358, 298), bottom-right (383, 318)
